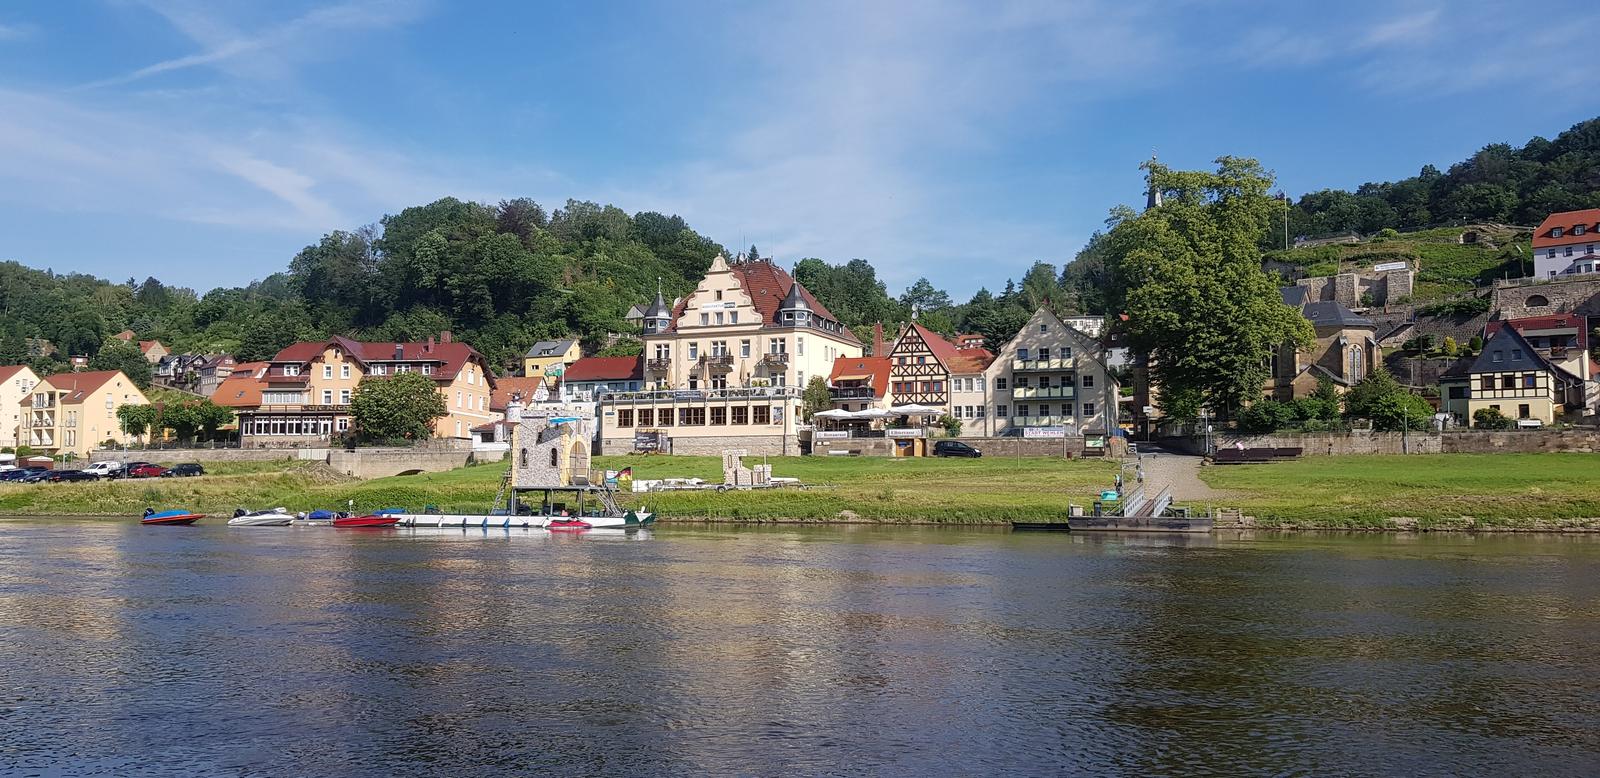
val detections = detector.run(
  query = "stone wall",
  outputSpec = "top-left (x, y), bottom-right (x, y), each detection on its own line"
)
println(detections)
top-left (326, 447), bottom-right (474, 479)
top-left (1296, 269), bottom-right (1413, 308)
top-left (811, 435), bottom-right (1123, 458)
top-left (1166, 428), bottom-right (1600, 456)
top-left (601, 434), bottom-right (799, 457)
top-left (1493, 276), bottom-right (1600, 319)
top-left (89, 447), bottom-right (329, 464)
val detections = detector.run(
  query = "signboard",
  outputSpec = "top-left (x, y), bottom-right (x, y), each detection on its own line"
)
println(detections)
top-left (543, 363), bottom-right (565, 376)
top-left (772, 406), bottom-right (784, 424)
top-left (1022, 427), bottom-right (1067, 439)
top-left (886, 428), bottom-right (925, 438)
top-left (700, 301), bottom-right (734, 310)
top-left (1373, 261), bottom-right (1408, 273)
top-left (1084, 435), bottom-right (1107, 449)
top-left (633, 430), bottom-right (667, 453)
top-left (814, 430), bottom-right (849, 439)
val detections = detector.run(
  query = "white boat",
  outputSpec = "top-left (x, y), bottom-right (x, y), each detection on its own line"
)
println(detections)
top-left (393, 510), bottom-right (653, 529)
top-left (227, 508), bottom-right (295, 527)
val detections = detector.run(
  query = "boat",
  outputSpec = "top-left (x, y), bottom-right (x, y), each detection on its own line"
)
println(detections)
top-left (546, 518), bottom-right (591, 530)
top-left (1065, 516), bottom-right (1214, 534)
top-left (393, 509), bottom-right (653, 530)
top-left (227, 508), bottom-right (294, 526)
top-left (1010, 521), bottom-right (1071, 531)
top-left (142, 508), bottom-right (204, 526)
top-left (333, 510), bottom-right (402, 528)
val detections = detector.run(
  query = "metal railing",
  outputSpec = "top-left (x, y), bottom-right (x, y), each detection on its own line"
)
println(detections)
top-left (1010, 415), bottom-right (1075, 427)
top-left (645, 358), bottom-right (672, 372)
top-left (1011, 386), bottom-right (1075, 399)
top-left (1012, 358), bottom-right (1075, 372)
top-left (761, 352), bottom-right (790, 367)
top-left (600, 386), bottom-right (803, 403)
top-left (699, 354), bottom-right (734, 370)
top-left (830, 387), bottom-right (877, 399)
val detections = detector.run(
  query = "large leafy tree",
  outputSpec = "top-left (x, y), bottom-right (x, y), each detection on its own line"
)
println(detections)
top-left (90, 338), bottom-right (153, 388)
top-left (801, 376), bottom-right (833, 421)
top-left (1106, 157), bottom-right (1314, 418)
top-left (349, 372), bottom-right (448, 441)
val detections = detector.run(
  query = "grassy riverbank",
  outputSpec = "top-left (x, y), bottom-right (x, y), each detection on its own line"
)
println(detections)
top-left (1200, 453), bottom-right (1600, 529)
top-left (0, 456), bottom-right (1122, 523)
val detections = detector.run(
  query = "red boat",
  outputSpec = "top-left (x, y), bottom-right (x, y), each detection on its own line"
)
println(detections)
top-left (546, 518), bottom-right (591, 530)
top-left (333, 513), bottom-right (401, 528)
top-left (142, 509), bottom-right (205, 526)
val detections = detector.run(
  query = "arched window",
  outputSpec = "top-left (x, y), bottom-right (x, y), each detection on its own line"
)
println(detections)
top-left (519, 448), bottom-right (528, 468)
top-left (549, 449), bottom-right (558, 467)
top-left (1527, 294), bottom-right (1549, 307)
top-left (1349, 345), bottom-right (1364, 380)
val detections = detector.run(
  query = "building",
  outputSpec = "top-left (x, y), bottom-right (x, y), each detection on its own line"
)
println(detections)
top-left (562, 356), bottom-right (644, 402)
top-left (521, 338), bottom-right (581, 382)
top-left (886, 323), bottom-right (974, 407)
top-left (19, 370), bottom-right (149, 457)
top-left (138, 340), bottom-right (168, 364)
top-left (0, 365), bottom-right (41, 448)
top-left (1532, 209), bottom-right (1600, 280)
top-left (601, 254), bottom-right (862, 455)
top-left (183, 354), bottom-right (237, 397)
top-left (828, 356), bottom-right (892, 412)
top-left (228, 334), bottom-right (495, 446)
top-left (1267, 288), bottom-right (1380, 400)
top-left (1439, 326), bottom-right (1584, 426)
top-left (980, 307), bottom-right (1119, 437)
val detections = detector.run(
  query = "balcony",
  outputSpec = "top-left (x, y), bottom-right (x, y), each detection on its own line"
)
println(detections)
top-left (646, 357), bottom-right (672, 373)
top-left (761, 352), bottom-right (790, 368)
top-left (830, 386), bottom-right (877, 400)
top-left (699, 354), bottom-right (734, 371)
top-left (1012, 358), bottom-right (1075, 372)
top-left (1011, 415), bottom-right (1073, 427)
top-left (1011, 386), bottom-right (1075, 400)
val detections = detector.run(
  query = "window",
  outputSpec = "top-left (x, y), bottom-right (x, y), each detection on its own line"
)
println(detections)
top-left (732, 406), bottom-right (748, 425)
top-left (1083, 402), bottom-right (1096, 417)
top-left (337, 418), bottom-right (349, 432)
top-left (1448, 386), bottom-right (1468, 399)
top-left (1082, 374), bottom-right (1094, 388)
top-left (339, 389), bottom-right (351, 404)
top-left (688, 377), bottom-right (699, 390)
top-left (1518, 404), bottom-right (1531, 418)
top-left (976, 406), bottom-right (986, 418)
top-left (710, 377), bottom-right (726, 390)
top-left (996, 377), bottom-right (1007, 390)
top-left (1039, 404), bottom-right (1051, 417)
top-left (1016, 376), bottom-right (1030, 388)
top-left (322, 390), bottom-right (333, 404)
top-left (1018, 404), bottom-right (1030, 417)
top-left (1017, 348), bottom-right (1029, 361)
top-left (1547, 249), bottom-right (1557, 259)
top-left (284, 365), bottom-right (300, 377)
top-left (1512, 349), bottom-right (1522, 360)
top-left (715, 312), bottom-right (724, 325)
top-left (1492, 351), bottom-right (1503, 363)
top-left (456, 391), bottom-right (463, 408)
top-left (711, 340), bottom-right (728, 357)
top-left (700, 313), bottom-right (710, 326)
top-left (656, 409), bottom-right (673, 426)
top-left (679, 407), bottom-right (705, 425)
top-left (638, 409), bottom-right (653, 426)
top-left (322, 365), bottom-right (332, 379)
top-left (396, 364), bottom-right (410, 373)
top-left (1527, 295), bottom-right (1549, 307)
top-left (688, 342), bottom-right (699, 360)
top-left (1523, 373), bottom-right (1537, 388)
top-left (422, 365), bottom-right (433, 375)
top-left (1502, 375), bottom-right (1516, 390)
top-left (1039, 348), bottom-right (1050, 360)
top-left (1588, 244), bottom-right (1596, 255)
top-left (341, 364), bottom-right (351, 379)
top-left (617, 409), bottom-right (633, 427)
top-left (741, 340), bottom-right (751, 358)
top-left (1039, 324), bottom-right (1048, 333)
top-left (771, 339), bottom-right (786, 354)
top-left (1577, 225), bottom-right (1587, 236)
top-left (371, 365), bottom-right (386, 376)
top-left (977, 377), bottom-right (985, 390)
top-left (730, 312), bottom-right (739, 325)
top-left (715, 290), bottom-right (724, 300)
top-left (549, 449), bottom-right (558, 467)
top-left (752, 405), bottom-right (770, 424)
top-left (1566, 246), bottom-right (1575, 257)
top-left (1552, 227), bottom-right (1564, 238)
top-left (1479, 375), bottom-right (1494, 392)
top-left (711, 406), bottom-right (726, 425)
top-left (997, 404), bottom-right (1008, 417)
top-left (798, 337), bottom-right (805, 355)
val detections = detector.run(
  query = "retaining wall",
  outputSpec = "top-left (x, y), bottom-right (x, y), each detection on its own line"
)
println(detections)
top-left (601, 434), bottom-right (799, 457)
top-left (1163, 429), bottom-right (1600, 456)
top-left (89, 448), bottom-right (329, 464)
top-left (326, 447), bottom-right (475, 479)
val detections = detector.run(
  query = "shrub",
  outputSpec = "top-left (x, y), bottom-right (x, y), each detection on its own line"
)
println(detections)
top-left (1441, 336), bottom-right (1458, 357)
top-left (938, 415), bottom-right (962, 436)
top-left (1473, 407), bottom-right (1515, 430)
top-left (1377, 228), bottom-right (1400, 239)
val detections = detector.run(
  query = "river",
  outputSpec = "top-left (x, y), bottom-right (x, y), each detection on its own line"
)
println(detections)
top-left (1, 521), bottom-right (1597, 777)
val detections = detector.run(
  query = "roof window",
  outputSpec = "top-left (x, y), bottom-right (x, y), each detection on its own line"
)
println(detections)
top-left (1552, 227), bottom-right (1564, 238)
top-left (1575, 225), bottom-right (1586, 236)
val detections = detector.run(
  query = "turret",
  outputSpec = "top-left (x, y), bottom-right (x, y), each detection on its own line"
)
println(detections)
top-left (779, 281), bottom-right (812, 326)
top-left (642, 278), bottom-right (672, 335)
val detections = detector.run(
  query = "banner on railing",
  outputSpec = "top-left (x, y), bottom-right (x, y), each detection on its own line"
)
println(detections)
top-left (1023, 427), bottom-right (1067, 439)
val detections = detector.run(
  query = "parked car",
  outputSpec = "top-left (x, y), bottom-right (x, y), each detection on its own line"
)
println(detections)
top-left (160, 463), bottom-right (205, 478)
top-left (83, 461), bottom-right (125, 478)
top-left (933, 440), bottom-right (982, 458)
top-left (0, 467), bottom-right (47, 482)
top-left (20, 468), bottom-right (55, 483)
top-left (128, 463), bottom-right (169, 478)
top-left (49, 470), bottom-right (100, 483)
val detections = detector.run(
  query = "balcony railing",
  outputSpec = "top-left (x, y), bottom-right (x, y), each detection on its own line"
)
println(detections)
top-left (1012, 357), bottom-right (1075, 372)
top-left (830, 386), bottom-right (877, 399)
top-left (645, 357), bottom-right (672, 373)
top-left (699, 354), bottom-right (734, 371)
top-left (761, 352), bottom-right (790, 367)
top-left (601, 386), bottom-right (803, 403)
top-left (1011, 386), bottom-right (1075, 399)
top-left (1010, 415), bottom-right (1073, 427)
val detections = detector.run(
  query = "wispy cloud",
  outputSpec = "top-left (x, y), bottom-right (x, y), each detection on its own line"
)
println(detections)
top-left (1363, 8), bottom-right (1441, 47)
top-left (0, 21), bottom-right (37, 40)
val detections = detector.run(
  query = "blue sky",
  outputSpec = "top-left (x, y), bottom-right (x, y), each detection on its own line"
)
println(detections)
top-left (1, 1), bottom-right (1597, 299)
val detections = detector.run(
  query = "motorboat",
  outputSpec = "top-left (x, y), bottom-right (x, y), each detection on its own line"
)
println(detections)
top-left (546, 518), bottom-right (591, 530)
top-left (227, 508), bottom-right (295, 527)
top-left (333, 511), bottom-right (401, 528)
top-left (142, 508), bottom-right (204, 526)
top-left (393, 509), bottom-right (653, 529)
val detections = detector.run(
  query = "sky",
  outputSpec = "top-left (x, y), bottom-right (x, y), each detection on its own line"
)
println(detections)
top-left (0, 0), bottom-right (1597, 300)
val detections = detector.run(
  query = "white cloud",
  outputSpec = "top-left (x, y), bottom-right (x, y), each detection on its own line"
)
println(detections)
top-left (0, 21), bottom-right (35, 40)
top-left (1362, 9), bottom-right (1441, 47)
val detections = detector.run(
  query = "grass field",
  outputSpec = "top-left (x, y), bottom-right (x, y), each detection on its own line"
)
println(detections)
top-left (0, 455), bottom-right (1122, 523)
top-left (1200, 453), bottom-right (1600, 529)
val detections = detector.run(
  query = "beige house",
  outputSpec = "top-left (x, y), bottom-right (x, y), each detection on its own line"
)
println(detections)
top-left (0, 365), bottom-right (41, 448)
top-left (1268, 289), bottom-right (1380, 399)
top-left (981, 307), bottom-right (1119, 436)
top-left (521, 338), bottom-right (581, 384)
top-left (603, 254), bottom-right (861, 455)
top-left (1439, 326), bottom-right (1583, 426)
top-left (19, 370), bottom-right (149, 457)
top-left (224, 334), bottom-right (496, 445)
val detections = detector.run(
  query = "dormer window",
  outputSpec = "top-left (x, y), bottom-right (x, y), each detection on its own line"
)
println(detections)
top-left (1576, 225), bottom-right (1587, 236)
top-left (1552, 227), bottom-right (1564, 238)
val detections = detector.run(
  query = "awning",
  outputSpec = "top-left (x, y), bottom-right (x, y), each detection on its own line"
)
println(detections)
top-left (888, 404), bottom-right (943, 416)
top-left (833, 374), bottom-right (871, 382)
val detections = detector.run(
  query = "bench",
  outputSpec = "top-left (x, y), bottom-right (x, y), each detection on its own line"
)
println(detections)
top-left (1212, 447), bottom-right (1302, 464)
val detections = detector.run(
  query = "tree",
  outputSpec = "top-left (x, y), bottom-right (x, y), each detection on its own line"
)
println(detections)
top-left (160, 402), bottom-right (202, 442)
top-left (596, 338), bottom-right (643, 357)
top-left (116, 404), bottom-right (156, 441)
top-left (1473, 407), bottom-right (1515, 430)
top-left (898, 277), bottom-right (953, 316)
top-left (196, 401), bottom-right (234, 441)
top-left (801, 375), bottom-right (833, 421)
top-left (1369, 392), bottom-right (1432, 431)
top-left (90, 338), bottom-right (153, 388)
top-left (349, 372), bottom-right (447, 441)
top-left (1344, 365), bottom-right (1403, 420)
top-left (1106, 157), bottom-right (1314, 418)
top-left (938, 414), bottom-right (963, 436)
top-left (746, 244), bottom-right (761, 262)
top-left (1307, 376), bottom-right (1343, 421)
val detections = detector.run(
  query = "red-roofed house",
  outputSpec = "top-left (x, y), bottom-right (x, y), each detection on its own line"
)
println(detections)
top-left (828, 356), bottom-right (892, 411)
top-left (1533, 209), bottom-right (1600, 279)
top-left (0, 365), bottom-right (41, 448)
top-left (138, 340), bottom-right (168, 364)
top-left (562, 356), bottom-right (644, 400)
top-left (1486, 314), bottom-right (1595, 403)
top-left (19, 370), bottom-right (150, 457)
top-left (235, 333), bottom-right (496, 445)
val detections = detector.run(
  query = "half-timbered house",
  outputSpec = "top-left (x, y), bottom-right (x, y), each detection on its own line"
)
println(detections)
top-left (1439, 326), bottom-right (1583, 426)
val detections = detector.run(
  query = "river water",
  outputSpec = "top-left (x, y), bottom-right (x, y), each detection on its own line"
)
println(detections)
top-left (1, 521), bottom-right (1598, 777)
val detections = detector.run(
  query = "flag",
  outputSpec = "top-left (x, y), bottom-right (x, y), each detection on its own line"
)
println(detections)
top-left (618, 467), bottom-right (632, 478)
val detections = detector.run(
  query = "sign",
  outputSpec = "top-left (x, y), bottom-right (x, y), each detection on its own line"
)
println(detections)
top-left (1022, 427), bottom-right (1066, 439)
top-left (700, 301), bottom-right (734, 310)
top-left (814, 430), bottom-right (848, 439)
top-left (1084, 435), bottom-right (1106, 449)
top-left (1142, 405), bottom-right (1155, 415)
top-left (634, 430), bottom-right (667, 453)
top-left (543, 363), bottom-right (565, 376)
top-left (886, 428), bottom-right (925, 438)
top-left (1373, 261), bottom-right (1408, 273)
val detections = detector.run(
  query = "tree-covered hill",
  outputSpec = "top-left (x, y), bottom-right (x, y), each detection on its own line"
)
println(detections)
top-left (1287, 117), bottom-right (1600, 239)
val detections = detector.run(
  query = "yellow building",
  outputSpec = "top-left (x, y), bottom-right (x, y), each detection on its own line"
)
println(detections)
top-left (1439, 325), bottom-right (1583, 426)
top-left (227, 334), bottom-right (496, 445)
top-left (19, 370), bottom-right (149, 457)
top-left (521, 338), bottom-right (581, 383)
top-left (0, 365), bottom-right (41, 448)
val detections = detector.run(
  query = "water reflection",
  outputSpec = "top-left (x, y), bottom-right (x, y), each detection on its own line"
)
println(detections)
top-left (0, 520), bottom-right (1597, 776)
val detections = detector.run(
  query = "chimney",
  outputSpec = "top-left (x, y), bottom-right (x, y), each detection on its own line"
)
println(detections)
top-left (872, 323), bottom-right (886, 356)
top-left (426, 336), bottom-right (435, 353)
top-left (393, 345), bottom-right (404, 360)
top-left (440, 330), bottom-right (452, 344)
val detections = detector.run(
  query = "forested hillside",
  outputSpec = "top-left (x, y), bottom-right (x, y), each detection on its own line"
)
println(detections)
top-left (1287, 117), bottom-right (1600, 239)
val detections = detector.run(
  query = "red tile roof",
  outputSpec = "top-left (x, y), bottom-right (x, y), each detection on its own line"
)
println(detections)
top-left (39, 370), bottom-right (128, 403)
top-left (1532, 209), bottom-right (1600, 249)
top-left (908, 322), bottom-right (963, 365)
top-left (829, 356), bottom-right (892, 397)
top-left (269, 336), bottom-right (494, 386)
top-left (213, 362), bottom-right (268, 407)
top-left (138, 340), bottom-right (163, 354)
top-left (563, 356), bottom-right (643, 382)
top-left (490, 376), bottom-right (550, 411)
top-left (0, 365), bottom-right (30, 383)
top-left (667, 260), bottom-right (860, 343)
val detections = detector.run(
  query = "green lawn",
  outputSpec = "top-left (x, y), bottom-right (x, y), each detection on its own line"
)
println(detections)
top-left (0, 455), bottom-right (1121, 523)
top-left (1200, 454), bottom-right (1600, 528)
